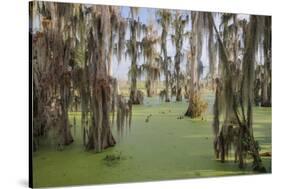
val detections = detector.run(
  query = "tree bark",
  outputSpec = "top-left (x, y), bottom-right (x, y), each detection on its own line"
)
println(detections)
top-left (261, 17), bottom-right (271, 107)
top-left (186, 12), bottom-right (203, 117)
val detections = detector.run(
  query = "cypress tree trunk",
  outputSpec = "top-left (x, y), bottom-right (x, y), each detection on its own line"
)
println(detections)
top-left (146, 80), bottom-right (152, 97)
top-left (164, 69), bottom-right (170, 102)
top-left (186, 12), bottom-right (205, 118)
top-left (158, 10), bottom-right (171, 102)
top-left (213, 78), bottom-right (221, 158)
top-left (85, 8), bottom-right (117, 152)
top-left (130, 62), bottom-right (138, 103)
top-left (86, 79), bottom-right (116, 151)
top-left (175, 52), bottom-right (182, 101)
top-left (129, 11), bottom-right (142, 104)
top-left (60, 84), bottom-right (74, 145)
top-left (261, 16), bottom-right (271, 107)
top-left (210, 14), bottom-right (266, 171)
top-left (240, 16), bottom-right (264, 171)
top-left (129, 41), bottom-right (138, 103)
top-left (208, 22), bottom-right (215, 90)
top-left (163, 40), bottom-right (170, 102)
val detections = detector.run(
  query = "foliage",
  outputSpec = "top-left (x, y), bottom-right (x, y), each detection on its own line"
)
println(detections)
top-left (141, 24), bottom-right (161, 97)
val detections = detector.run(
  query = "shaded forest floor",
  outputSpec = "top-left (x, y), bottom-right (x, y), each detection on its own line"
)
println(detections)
top-left (33, 91), bottom-right (272, 187)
